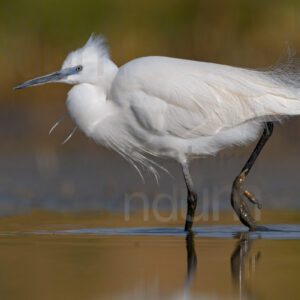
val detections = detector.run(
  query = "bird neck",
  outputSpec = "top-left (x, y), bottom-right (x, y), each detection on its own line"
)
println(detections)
top-left (66, 82), bottom-right (117, 137)
top-left (102, 58), bottom-right (118, 94)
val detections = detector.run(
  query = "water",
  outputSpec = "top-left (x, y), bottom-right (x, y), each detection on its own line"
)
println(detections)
top-left (0, 220), bottom-right (299, 300)
top-left (32, 224), bottom-right (300, 239)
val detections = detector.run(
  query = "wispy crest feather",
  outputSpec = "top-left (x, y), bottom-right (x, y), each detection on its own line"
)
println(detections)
top-left (62, 33), bottom-right (109, 69)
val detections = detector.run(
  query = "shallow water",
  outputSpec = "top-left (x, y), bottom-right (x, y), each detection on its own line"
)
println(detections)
top-left (33, 224), bottom-right (300, 239)
top-left (0, 221), bottom-right (299, 300)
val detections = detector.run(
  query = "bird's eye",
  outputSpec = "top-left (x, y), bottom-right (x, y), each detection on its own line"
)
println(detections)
top-left (76, 65), bottom-right (83, 72)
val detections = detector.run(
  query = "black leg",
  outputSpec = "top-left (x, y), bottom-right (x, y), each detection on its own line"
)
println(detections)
top-left (181, 162), bottom-right (198, 231)
top-left (231, 122), bottom-right (274, 231)
top-left (240, 122), bottom-right (274, 176)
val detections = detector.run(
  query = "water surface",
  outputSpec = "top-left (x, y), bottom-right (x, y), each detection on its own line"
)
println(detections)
top-left (0, 218), bottom-right (299, 300)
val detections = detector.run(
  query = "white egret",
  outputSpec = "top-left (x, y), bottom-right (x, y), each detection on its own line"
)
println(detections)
top-left (14, 34), bottom-right (300, 231)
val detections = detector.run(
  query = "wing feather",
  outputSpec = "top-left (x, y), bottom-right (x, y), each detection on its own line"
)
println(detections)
top-left (111, 56), bottom-right (292, 138)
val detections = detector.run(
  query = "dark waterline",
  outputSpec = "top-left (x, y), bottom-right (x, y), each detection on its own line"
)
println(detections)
top-left (29, 224), bottom-right (300, 239)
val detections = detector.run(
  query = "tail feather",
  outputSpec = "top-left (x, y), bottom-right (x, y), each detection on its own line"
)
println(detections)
top-left (255, 52), bottom-right (300, 119)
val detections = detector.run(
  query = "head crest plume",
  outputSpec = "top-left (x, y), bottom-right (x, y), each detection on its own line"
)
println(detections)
top-left (84, 33), bottom-right (110, 58)
top-left (62, 33), bottom-right (110, 69)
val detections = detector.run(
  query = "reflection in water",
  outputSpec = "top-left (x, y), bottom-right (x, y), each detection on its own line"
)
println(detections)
top-left (184, 232), bottom-right (197, 295)
top-left (231, 232), bottom-right (261, 300)
top-left (184, 231), bottom-right (264, 299)
top-left (0, 224), bottom-right (299, 299)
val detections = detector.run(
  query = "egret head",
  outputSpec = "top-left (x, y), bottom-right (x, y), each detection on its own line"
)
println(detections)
top-left (14, 34), bottom-right (115, 90)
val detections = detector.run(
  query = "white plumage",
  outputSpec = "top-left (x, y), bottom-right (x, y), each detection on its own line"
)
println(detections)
top-left (61, 35), bottom-right (300, 177)
top-left (15, 35), bottom-right (300, 173)
top-left (14, 34), bottom-right (300, 230)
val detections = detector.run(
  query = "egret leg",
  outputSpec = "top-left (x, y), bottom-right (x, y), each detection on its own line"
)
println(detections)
top-left (181, 162), bottom-right (198, 231)
top-left (231, 122), bottom-right (273, 231)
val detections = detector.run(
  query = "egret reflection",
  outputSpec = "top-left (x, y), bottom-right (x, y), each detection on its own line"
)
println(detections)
top-left (184, 231), bottom-right (197, 294)
top-left (231, 232), bottom-right (262, 300)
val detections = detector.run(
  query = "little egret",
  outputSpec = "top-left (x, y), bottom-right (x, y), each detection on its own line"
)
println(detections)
top-left (14, 35), bottom-right (300, 231)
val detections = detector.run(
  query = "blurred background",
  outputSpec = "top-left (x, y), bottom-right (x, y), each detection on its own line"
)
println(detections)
top-left (1, 0), bottom-right (300, 222)
top-left (1, 3), bottom-right (300, 300)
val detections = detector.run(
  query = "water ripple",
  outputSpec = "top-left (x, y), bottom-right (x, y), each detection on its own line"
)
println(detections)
top-left (32, 224), bottom-right (300, 239)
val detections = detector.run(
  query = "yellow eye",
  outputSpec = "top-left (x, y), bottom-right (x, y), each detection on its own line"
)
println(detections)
top-left (76, 65), bottom-right (83, 72)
